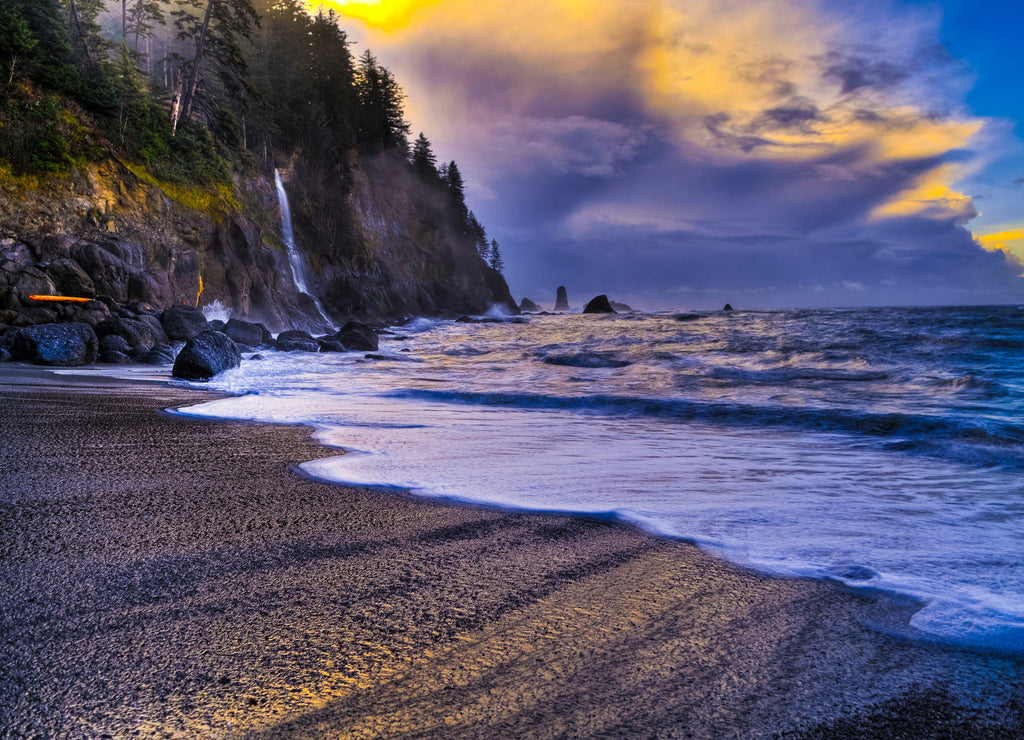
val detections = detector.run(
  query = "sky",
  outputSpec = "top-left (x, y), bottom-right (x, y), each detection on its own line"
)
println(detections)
top-left (314, 0), bottom-right (1024, 309)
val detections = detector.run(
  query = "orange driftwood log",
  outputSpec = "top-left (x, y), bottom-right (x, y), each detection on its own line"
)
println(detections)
top-left (28, 295), bottom-right (92, 303)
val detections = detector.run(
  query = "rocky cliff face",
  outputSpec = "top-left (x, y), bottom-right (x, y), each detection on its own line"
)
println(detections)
top-left (1, 149), bottom-right (515, 334)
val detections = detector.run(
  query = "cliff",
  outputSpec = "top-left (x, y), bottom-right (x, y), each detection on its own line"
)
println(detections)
top-left (1, 128), bottom-right (514, 333)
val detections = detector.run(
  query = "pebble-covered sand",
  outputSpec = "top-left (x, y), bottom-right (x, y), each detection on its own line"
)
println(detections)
top-left (2, 367), bottom-right (1023, 739)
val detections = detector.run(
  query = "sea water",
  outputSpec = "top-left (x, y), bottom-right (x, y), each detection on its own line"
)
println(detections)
top-left (172, 305), bottom-right (1024, 651)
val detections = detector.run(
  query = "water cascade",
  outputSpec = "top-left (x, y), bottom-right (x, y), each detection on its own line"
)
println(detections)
top-left (274, 170), bottom-right (332, 328)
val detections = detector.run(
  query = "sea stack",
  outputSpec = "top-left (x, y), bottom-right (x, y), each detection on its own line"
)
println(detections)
top-left (555, 286), bottom-right (570, 312)
top-left (723, 303), bottom-right (734, 311)
top-left (583, 295), bottom-right (616, 314)
top-left (520, 297), bottom-right (540, 312)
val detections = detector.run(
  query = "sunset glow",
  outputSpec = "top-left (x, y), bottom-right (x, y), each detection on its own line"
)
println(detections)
top-left (317, 0), bottom-right (1023, 306)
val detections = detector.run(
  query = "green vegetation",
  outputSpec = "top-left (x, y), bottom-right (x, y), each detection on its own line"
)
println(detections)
top-left (0, 0), bottom-right (505, 273)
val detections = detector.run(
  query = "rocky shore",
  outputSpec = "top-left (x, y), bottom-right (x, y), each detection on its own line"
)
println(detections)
top-left (2, 368), bottom-right (1024, 738)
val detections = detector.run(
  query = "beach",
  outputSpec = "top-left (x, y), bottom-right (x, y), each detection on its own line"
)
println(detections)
top-left (2, 367), bottom-right (1024, 739)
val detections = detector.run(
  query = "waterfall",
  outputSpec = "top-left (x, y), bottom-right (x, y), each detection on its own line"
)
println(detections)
top-left (275, 170), bottom-right (332, 327)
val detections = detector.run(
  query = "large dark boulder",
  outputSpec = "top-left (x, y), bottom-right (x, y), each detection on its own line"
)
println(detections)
top-left (99, 334), bottom-right (132, 355)
top-left (223, 318), bottom-right (269, 348)
top-left (331, 321), bottom-right (379, 351)
top-left (172, 330), bottom-right (241, 380)
top-left (45, 259), bottom-right (95, 298)
top-left (554, 286), bottom-right (570, 312)
top-left (162, 305), bottom-right (209, 341)
top-left (12, 322), bottom-right (98, 366)
top-left (275, 330), bottom-right (319, 352)
top-left (142, 343), bottom-right (177, 365)
top-left (94, 316), bottom-right (156, 350)
top-left (583, 295), bottom-right (616, 314)
top-left (520, 297), bottom-right (540, 312)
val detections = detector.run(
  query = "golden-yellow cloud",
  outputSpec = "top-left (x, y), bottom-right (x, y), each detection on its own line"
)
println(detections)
top-left (317, 0), bottom-right (986, 222)
top-left (978, 228), bottom-right (1024, 271)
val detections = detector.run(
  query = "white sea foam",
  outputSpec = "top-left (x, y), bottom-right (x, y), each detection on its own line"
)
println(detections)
top-left (170, 307), bottom-right (1024, 651)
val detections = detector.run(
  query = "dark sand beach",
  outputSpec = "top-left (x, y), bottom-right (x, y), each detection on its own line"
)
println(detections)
top-left (2, 367), bottom-right (1024, 739)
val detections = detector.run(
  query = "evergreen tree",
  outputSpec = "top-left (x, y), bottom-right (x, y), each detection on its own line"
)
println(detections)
top-left (0, 5), bottom-right (39, 86)
top-left (355, 49), bottom-right (409, 153)
top-left (124, 0), bottom-right (166, 58)
top-left (442, 159), bottom-right (468, 228)
top-left (411, 132), bottom-right (437, 181)
top-left (172, 0), bottom-right (258, 133)
top-left (467, 212), bottom-right (488, 258)
top-left (489, 238), bottom-right (504, 273)
top-left (67, 0), bottom-right (111, 72)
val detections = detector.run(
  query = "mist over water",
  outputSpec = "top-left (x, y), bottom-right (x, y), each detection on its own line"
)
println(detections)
top-left (176, 306), bottom-right (1024, 651)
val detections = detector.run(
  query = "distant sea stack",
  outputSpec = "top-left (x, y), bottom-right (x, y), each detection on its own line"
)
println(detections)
top-left (609, 300), bottom-right (632, 312)
top-left (583, 295), bottom-right (616, 314)
top-left (520, 297), bottom-right (540, 313)
top-left (723, 303), bottom-right (734, 311)
top-left (555, 286), bottom-right (570, 312)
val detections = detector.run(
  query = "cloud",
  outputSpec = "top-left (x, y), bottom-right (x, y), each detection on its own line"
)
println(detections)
top-left (317, 0), bottom-right (1024, 307)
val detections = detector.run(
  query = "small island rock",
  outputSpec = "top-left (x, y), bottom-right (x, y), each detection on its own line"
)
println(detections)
top-left (583, 295), bottom-right (617, 314)
top-left (520, 297), bottom-right (540, 312)
top-left (554, 286), bottom-right (570, 312)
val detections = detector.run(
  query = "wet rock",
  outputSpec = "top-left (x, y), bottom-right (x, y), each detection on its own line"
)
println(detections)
top-left (554, 286), bottom-right (570, 312)
top-left (142, 343), bottom-right (177, 365)
top-left (11, 322), bottom-right (99, 366)
top-left (333, 321), bottom-right (380, 351)
top-left (609, 300), bottom-right (632, 312)
top-left (162, 305), bottom-right (209, 341)
top-left (0, 347), bottom-right (11, 362)
top-left (128, 301), bottom-right (160, 316)
top-left (275, 330), bottom-right (319, 352)
top-left (99, 349), bottom-right (132, 364)
top-left (542, 351), bottom-right (631, 369)
top-left (136, 313), bottom-right (170, 345)
top-left (723, 303), bottom-right (733, 311)
top-left (520, 297), bottom-right (540, 312)
top-left (45, 259), bottom-right (95, 298)
top-left (318, 338), bottom-right (346, 353)
top-left (95, 316), bottom-right (156, 350)
top-left (172, 330), bottom-right (241, 380)
top-left (16, 307), bottom-right (59, 325)
top-left (583, 295), bottom-right (616, 314)
top-left (208, 319), bottom-right (226, 332)
top-left (223, 318), bottom-right (269, 348)
top-left (99, 334), bottom-right (132, 355)
top-left (64, 300), bottom-right (111, 327)
top-left (12, 267), bottom-right (58, 304)
top-left (70, 244), bottom-right (130, 303)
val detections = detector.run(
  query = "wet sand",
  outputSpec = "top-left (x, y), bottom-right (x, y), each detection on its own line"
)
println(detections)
top-left (2, 366), bottom-right (1024, 739)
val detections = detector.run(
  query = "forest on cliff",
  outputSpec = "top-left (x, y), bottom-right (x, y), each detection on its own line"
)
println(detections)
top-left (0, 0), bottom-right (506, 286)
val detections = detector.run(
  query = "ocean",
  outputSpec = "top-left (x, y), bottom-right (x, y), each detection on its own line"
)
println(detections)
top-left (165, 305), bottom-right (1024, 651)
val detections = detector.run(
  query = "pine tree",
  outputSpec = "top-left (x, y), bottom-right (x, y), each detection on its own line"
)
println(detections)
top-left (411, 132), bottom-right (438, 181)
top-left (489, 238), bottom-right (504, 273)
top-left (172, 0), bottom-right (258, 134)
top-left (467, 212), bottom-right (488, 257)
top-left (355, 49), bottom-right (410, 153)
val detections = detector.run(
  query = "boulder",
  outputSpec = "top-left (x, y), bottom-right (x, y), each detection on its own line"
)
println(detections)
top-left (70, 244), bottom-right (130, 303)
top-left (583, 295), bottom-right (616, 314)
top-left (94, 316), bottom-right (156, 350)
top-left (0, 347), bottom-right (11, 362)
top-left (172, 330), bottom-right (241, 380)
top-left (554, 286), bottom-right (570, 312)
top-left (519, 297), bottom-right (540, 312)
top-left (99, 334), bottom-right (132, 355)
top-left (99, 349), bottom-right (132, 364)
top-left (12, 267), bottom-right (58, 305)
top-left (331, 321), bottom-right (379, 351)
top-left (317, 338), bottom-right (346, 353)
top-left (223, 318), bottom-right (269, 348)
top-left (64, 300), bottom-right (111, 327)
top-left (135, 313), bottom-right (170, 345)
top-left (11, 323), bottom-right (99, 366)
top-left (162, 305), bottom-right (209, 341)
top-left (142, 343), bottom-right (177, 365)
top-left (275, 329), bottom-right (319, 352)
top-left (45, 259), bottom-right (95, 298)
top-left (609, 300), bottom-right (633, 312)
top-left (15, 307), bottom-right (59, 325)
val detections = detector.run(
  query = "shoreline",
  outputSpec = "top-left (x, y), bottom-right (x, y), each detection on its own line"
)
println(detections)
top-left (2, 365), bottom-right (1024, 738)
